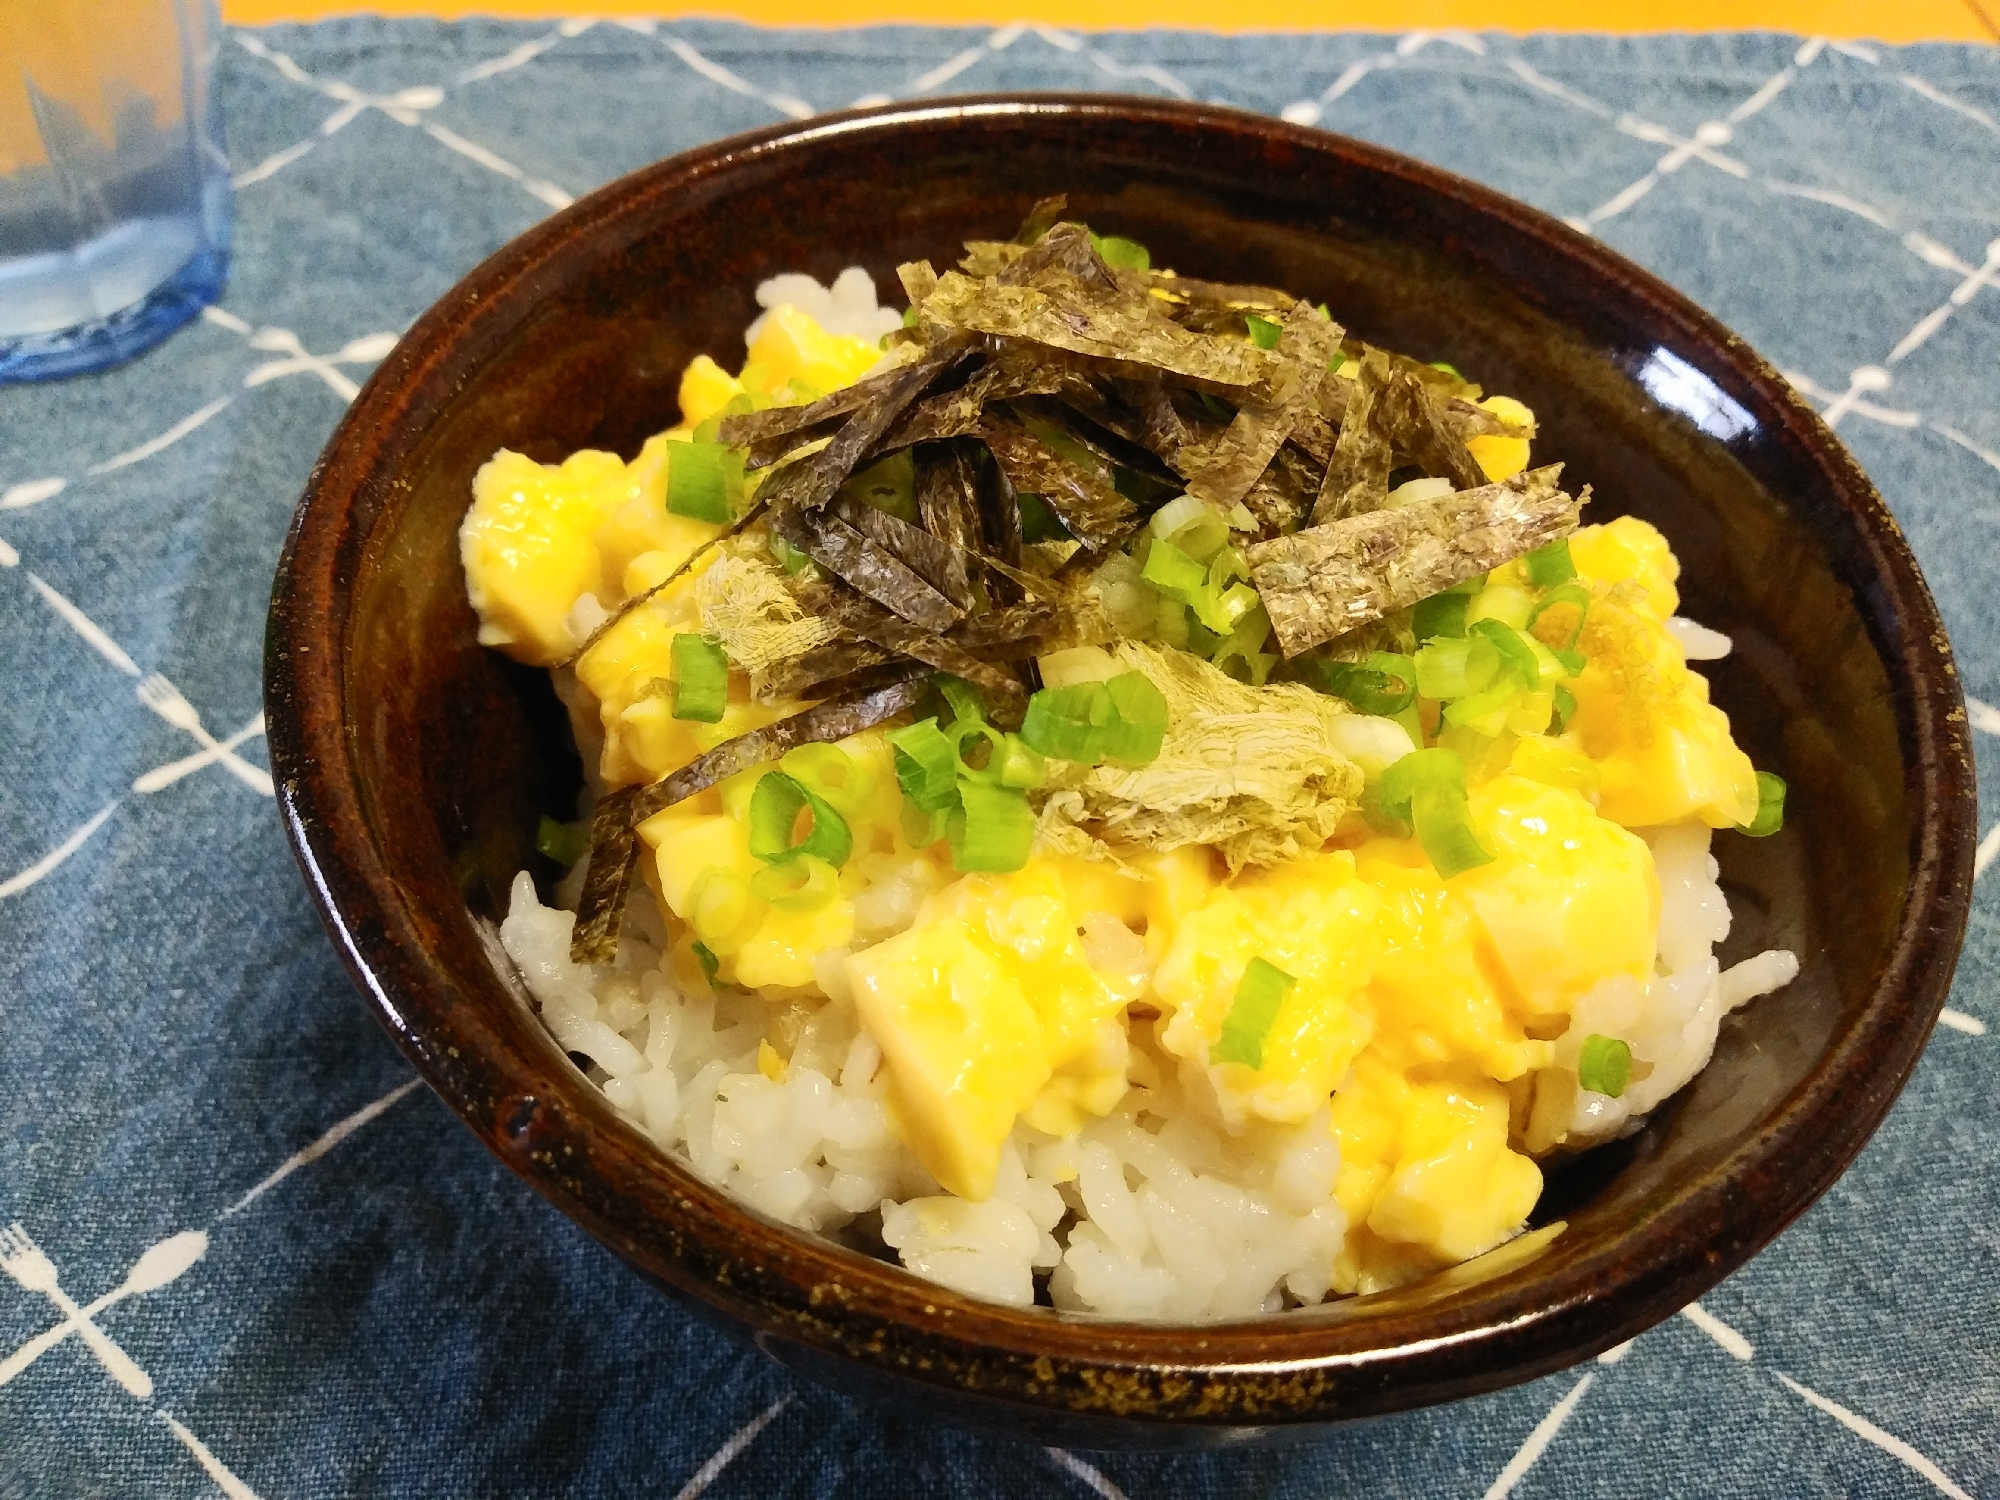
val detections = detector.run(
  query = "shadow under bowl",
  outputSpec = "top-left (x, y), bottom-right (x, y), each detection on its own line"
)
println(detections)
top-left (263, 95), bottom-right (1975, 1450)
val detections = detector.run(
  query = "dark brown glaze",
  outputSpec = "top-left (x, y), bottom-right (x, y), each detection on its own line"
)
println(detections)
top-left (262, 96), bottom-right (1976, 1450)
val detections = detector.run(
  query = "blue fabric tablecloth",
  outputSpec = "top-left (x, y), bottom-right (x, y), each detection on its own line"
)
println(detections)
top-left (2, 20), bottom-right (1997, 1498)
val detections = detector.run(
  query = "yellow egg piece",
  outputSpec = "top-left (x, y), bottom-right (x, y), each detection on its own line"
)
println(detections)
top-left (678, 354), bottom-right (746, 428)
top-left (1452, 774), bottom-right (1659, 1017)
top-left (740, 304), bottom-right (882, 399)
top-left (845, 860), bottom-right (1131, 1200)
top-left (1569, 515), bottom-right (1680, 621)
top-left (1349, 839), bottom-right (1551, 1082)
top-left (1466, 394), bottom-right (1535, 483)
top-left (1153, 850), bottom-right (1381, 1128)
top-left (459, 448), bottom-right (630, 666)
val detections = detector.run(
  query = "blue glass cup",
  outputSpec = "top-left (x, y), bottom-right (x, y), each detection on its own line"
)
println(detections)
top-left (0, 0), bottom-right (233, 383)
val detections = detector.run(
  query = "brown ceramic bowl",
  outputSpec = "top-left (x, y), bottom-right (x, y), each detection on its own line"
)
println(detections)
top-left (264, 95), bottom-right (1975, 1449)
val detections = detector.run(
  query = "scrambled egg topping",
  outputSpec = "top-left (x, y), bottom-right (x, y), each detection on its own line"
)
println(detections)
top-left (462, 307), bottom-right (1759, 1294)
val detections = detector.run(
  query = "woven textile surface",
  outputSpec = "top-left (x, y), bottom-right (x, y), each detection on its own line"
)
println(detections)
top-left (1, 19), bottom-right (1996, 1498)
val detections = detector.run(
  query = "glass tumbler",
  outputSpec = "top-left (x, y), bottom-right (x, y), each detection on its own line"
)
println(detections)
top-left (0, 0), bottom-right (232, 383)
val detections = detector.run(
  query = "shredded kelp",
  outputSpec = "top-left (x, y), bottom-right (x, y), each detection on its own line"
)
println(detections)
top-left (1250, 465), bottom-right (1585, 656)
top-left (1036, 641), bottom-right (1365, 871)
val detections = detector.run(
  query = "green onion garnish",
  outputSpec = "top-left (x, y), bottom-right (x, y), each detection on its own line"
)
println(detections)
top-left (688, 866), bottom-right (760, 952)
top-left (1376, 747), bottom-right (1494, 878)
top-left (1318, 652), bottom-right (1419, 716)
top-left (935, 672), bottom-right (986, 728)
top-left (1523, 538), bottom-right (1576, 587)
top-left (671, 633), bottom-right (730, 723)
top-left (1577, 1034), bottom-right (1632, 1098)
top-left (1527, 582), bottom-right (1592, 654)
top-left (1551, 684), bottom-right (1578, 735)
top-left (780, 742), bottom-right (877, 819)
top-left (1101, 672), bottom-right (1170, 764)
top-left (746, 771), bottom-right (853, 868)
top-left (691, 940), bottom-right (720, 985)
top-left (1140, 536), bottom-right (1206, 601)
top-left (1413, 590), bottom-right (1471, 642)
top-left (889, 718), bottom-right (960, 813)
top-left (1737, 770), bottom-right (1787, 838)
top-left (1210, 956), bottom-right (1296, 1069)
top-left (1020, 671), bottom-right (1168, 767)
top-left (948, 779), bottom-right (1037, 873)
top-left (997, 733), bottom-right (1047, 790)
top-left (1244, 314), bottom-right (1283, 351)
top-left (751, 853), bottom-right (841, 911)
top-left (666, 441), bottom-right (741, 523)
top-left (1196, 391), bottom-right (1235, 423)
top-left (535, 815), bottom-right (590, 868)
top-left (1414, 635), bottom-right (1501, 701)
top-left (1089, 232), bottom-right (1151, 272)
top-left (1469, 619), bottom-right (1542, 690)
top-left (769, 535), bottom-right (813, 575)
top-left (1428, 360), bottom-right (1464, 379)
top-left (1017, 491), bottom-right (1073, 544)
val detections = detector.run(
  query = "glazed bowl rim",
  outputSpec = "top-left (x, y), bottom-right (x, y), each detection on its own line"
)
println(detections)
top-left (264, 92), bottom-right (1975, 1427)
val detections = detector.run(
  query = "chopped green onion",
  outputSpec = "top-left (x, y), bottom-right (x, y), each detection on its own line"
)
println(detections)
top-left (1141, 536), bottom-right (1206, 601)
top-left (1442, 679), bottom-right (1524, 734)
top-left (1196, 391), bottom-right (1235, 423)
top-left (781, 742), bottom-right (878, 819)
top-left (1527, 582), bottom-right (1592, 654)
top-left (1414, 635), bottom-right (1501, 701)
top-left (1100, 672), bottom-right (1170, 764)
top-left (1089, 232), bottom-right (1151, 272)
top-left (1194, 581), bottom-right (1260, 637)
top-left (1469, 618), bottom-right (1541, 690)
top-left (769, 535), bottom-right (813, 575)
top-left (1244, 314), bottom-right (1283, 350)
top-left (1737, 770), bottom-right (1787, 838)
top-left (997, 733), bottom-right (1047, 789)
top-left (1377, 747), bottom-right (1494, 878)
top-left (844, 450), bottom-right (918, 524)
top-left (902, 305), bottom-right (920, 328)
top-left (751, 854), bottom-right (841, 911)
top-left (935, 673), bottom-right (986, 728)
top-left (1167, 512), bottom-right (1231, 564)
top-left (691, 940), bottom-right (721, 986)
top-left (1551, 684), bottom-right (1578, 734)
top-left (688, 867), bottom-right (761, 953)
top-left (889, 718), bottom-right (961, 812)
top-left (901, 801), bottom-right (948, 848)
top-left (1577, 1034), bottom-right (1632, 1098)
top-left (746, 771), bottom-right (853, 868)
top-left (948, 780), bottom-right (1037, 872)
top-left (671, 633), bottom-right (730, 723)
top-left (1210, 956), bottom-right (1296, 1069)
top-left (1413, 589), bottom-right (1472, 641)
top-left (1523, 538), bottom-right (1576, 587)
top-left (1019, 672), bottom-right (1168, 767)
top-left (666, 441), bottom-right (741, 523)
top-left (535, 815), bottom-right (590, 868)
top-left (1319, 652), bottom-right (1419, 716)
top-left (1428, 360), bottom-right (1464, 379)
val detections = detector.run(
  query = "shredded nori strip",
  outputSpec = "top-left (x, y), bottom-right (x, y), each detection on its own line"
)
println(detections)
top-left (567, 785), bottom-right (645, 964)
top-left (559, 495), bottom-right (767, 668)
top-left (1374, 368), bottom-right (1489, 495)
top-left (758, 638), bottom-right (898, 701)
top-left (919, 270), bottom-right (1282, 399)
top-left (718, 347), bottom-right (947, 460)
top-left (1312, 348), bottom-right (1396, 524)
top-left (1003, 222), bottom-right (1120, 292)
top-left (1249, 464), bottom-right (1584, 656)
top-left (1184, 303), bottom-right (1342, 508)
top-left (1013, 193), bottom-right (1068, 244)
top-left (748, 345), bottom-right (963, 504)
top-left (898, 260), bottom-right (939, 309)
top-left (878, 359), bottom-right (1070, 451)
top-left (771, 506), bottom-right (964, 632)
top-left (980, 411), bottom-right (1138, 552)
top-left (833, 493), bottom-right (981, 611)
top-left (915, 443), bottom-right (985, 563)
top-left (802, 579), bottom-right (1028, 716)
top-left (630, 668), bottom-right (933, 823)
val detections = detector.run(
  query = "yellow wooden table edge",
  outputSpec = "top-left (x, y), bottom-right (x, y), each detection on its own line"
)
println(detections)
top-left (222, 0), bottom-right (2000, 45)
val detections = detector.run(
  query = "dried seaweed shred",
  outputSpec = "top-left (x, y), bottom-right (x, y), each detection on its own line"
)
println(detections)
top-left (771, 506), bottom-right (964, 632)
top-left (980, 412), bottom-right (1138, 552)
top-left (1184, 303), bottom-right (1342, 509)
top-left (800, 578), bottom-right (1027, 716)
top-left (1249, 464), bottom-right (1584, 656)
top-left (834, 493), bottom-right (980, 611)
top-left (568, 786), bottom-right (644, 964)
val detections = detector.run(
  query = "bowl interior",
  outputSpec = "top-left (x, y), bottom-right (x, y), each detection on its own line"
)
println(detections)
top-left (273, 98), bottom-right (1969, 1439)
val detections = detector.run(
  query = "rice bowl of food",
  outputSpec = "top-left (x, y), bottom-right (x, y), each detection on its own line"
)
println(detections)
top-left (265, 97), bottom-right (1974, 1444)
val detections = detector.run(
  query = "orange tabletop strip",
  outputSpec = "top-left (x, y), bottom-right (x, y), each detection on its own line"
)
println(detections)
top-left (221, 0), bottom-right (1999, 43)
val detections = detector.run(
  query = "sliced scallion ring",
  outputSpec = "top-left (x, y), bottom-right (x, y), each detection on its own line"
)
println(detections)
top-left (1736, 770), bottom-right (1787, 838)
top-left (671, 633), bottom-right (730, 723)
top-left (1523, 537), bottom-right (1577, 587)
top-left (1377, 747), bottom-right (1494, 878)
top-left (746, 771), bottom-right (853, 868)
top-left (1209, 956), bottom-right (1296, 1069)
top-left (1319, 652), bottom-right (1419, 716)
top-left (947, 779), bottom-right (1037, 873)
top-left (1527, 582), bottom-right (1592, 654)
top-left (889, 718), bottom-right (960, 813)
top-left (1578, 1033), bottom-right (1633, 1097)
top-left (750, 854), bottom-right (841, 911)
